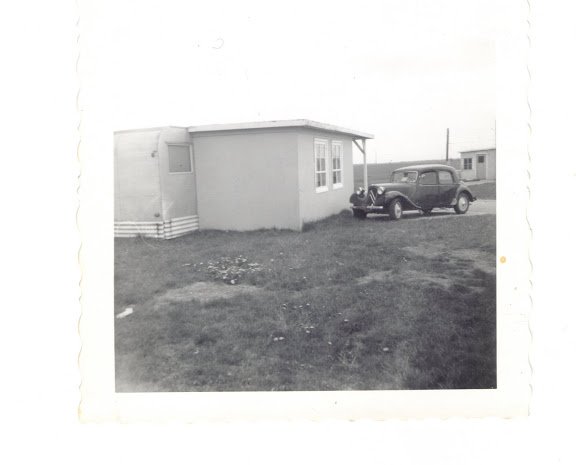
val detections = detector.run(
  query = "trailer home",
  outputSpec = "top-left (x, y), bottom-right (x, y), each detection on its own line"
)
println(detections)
top-left (114, 120), bottom-right (373, 238)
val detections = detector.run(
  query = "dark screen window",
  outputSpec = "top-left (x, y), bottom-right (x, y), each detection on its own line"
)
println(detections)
top-left (168, 145), bottom-right (192, 173)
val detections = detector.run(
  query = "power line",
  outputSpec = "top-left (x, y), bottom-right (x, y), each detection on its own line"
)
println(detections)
top-left (445, 128), bottom-right (450, 161)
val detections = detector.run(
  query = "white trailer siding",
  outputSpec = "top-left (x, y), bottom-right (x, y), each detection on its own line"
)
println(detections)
top-left (114, 127), bottom-right (199, 238)
top-left (157, 127), bottom-right (198, 220)
top-left (114, 128), bottom-right (162, 222)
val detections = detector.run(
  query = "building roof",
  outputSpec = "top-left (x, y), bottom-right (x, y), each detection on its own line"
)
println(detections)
top-left (114, 126), bottom-right (187, 134)
top-left (459, 148), bottom-right (496, 154)
top-left (392, 164), bottom-right (458, 172)
top-left (187, 119), bottom-right (374, 139)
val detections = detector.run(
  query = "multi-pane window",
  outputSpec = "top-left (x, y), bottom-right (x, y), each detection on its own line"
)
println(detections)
top-left (331, 141), bottom-right (343, 189)
top-left (314, 139), bottom-right (328, 192)
top-left (477, 155), bottom-right (485, 163)
top-left (463, 158), bottom-right (473, 170)
top-left (168, 144), bottom-right (193, 173)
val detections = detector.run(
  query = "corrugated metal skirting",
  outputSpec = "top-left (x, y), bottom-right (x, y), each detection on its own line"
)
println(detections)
top-left (114, 215), bottom-right (199, 239)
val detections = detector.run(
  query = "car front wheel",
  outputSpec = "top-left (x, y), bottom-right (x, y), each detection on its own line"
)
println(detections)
top-left (388, 199), bottom-right (403, 220)
top-left (454, 193), bottom-right (470, 214)
top-left (353, 209), bottom-right (367, 219)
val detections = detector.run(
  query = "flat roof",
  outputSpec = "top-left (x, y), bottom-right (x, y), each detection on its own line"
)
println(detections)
top-left (459, 148), bottom-right (496, 154)
top-left (393, 164), bottom-right (458, 172)
top-left (187, 119), bottom-right (374, 139)
top-left (114, 126), bottom-right (187, 134)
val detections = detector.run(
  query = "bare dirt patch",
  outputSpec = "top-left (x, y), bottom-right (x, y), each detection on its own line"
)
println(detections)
top-left (357, 269), bottom-right (453, 288)
top-left (401, 270), bottom-right (454, 288)
top-left (158, 281), bottom-right (262, 305)
top-left (402, 244), bottom-right (446, 259)
top-left (356, 270), bottom-right (394, 285)
top-left (449, 249), bottom-right (496, 275)
top-left (402, 244), bottom-right (495, 275)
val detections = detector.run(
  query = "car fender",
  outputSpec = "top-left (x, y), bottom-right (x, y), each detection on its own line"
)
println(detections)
top-left (383, 191), bottom-right (421, 210)
top-left (453, 186), bottom-right (477, 204)
top-left (349, 192), bottom-right (367, 206)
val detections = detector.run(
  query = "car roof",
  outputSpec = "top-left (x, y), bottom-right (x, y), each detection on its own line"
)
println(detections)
top-left (392, 164), bottom-right (457, 172)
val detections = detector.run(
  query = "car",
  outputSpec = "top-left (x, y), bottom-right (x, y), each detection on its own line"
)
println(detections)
top-left (349, 164), bottom-right (477, 220)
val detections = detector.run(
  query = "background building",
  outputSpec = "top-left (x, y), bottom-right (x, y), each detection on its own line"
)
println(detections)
top-left (459, 148), bottom-right (496, 181)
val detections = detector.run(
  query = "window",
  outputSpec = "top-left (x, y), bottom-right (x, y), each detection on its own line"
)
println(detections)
top-left (419, 171), bottom-right (438, 185)
top-left (438, 170), bottom-right (454, 184)
top-left (477, 155), bottom-right (485, 163)
top-left (463, 158), bottom-right (473, 170)
top-left (314, 139), bottom-right (328, 192)
top-left (331, 141), bottom-right (343, 189)
top-left (168, 144), bottom-right (193, 173)
top-left (392, 171), bottom-right (418, 183)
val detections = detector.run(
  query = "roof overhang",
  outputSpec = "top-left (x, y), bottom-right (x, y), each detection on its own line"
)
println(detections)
top-left (459, 148), bottom-right (496, 154)
top-left (187, 119), bottom-right (374, 139)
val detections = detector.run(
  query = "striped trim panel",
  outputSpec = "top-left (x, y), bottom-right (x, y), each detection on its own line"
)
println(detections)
top-left (114, 215), bottom-right (199, 239)
top-left (368, 189), bottom-right (377, 205)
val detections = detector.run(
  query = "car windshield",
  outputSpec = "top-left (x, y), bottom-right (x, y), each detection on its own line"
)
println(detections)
top-left (391, 171), bottom-right (418, 183)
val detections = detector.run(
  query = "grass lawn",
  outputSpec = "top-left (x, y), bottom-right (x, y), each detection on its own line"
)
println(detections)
top-left (115, 212), bottom-right (496, 392)
top-left (468, 182), bottom-right (496, 200)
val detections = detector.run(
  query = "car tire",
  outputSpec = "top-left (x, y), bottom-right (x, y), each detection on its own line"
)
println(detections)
top-left (422, 209), bottom-right (432, 216)
top-left (388, 199), bottom-right (403, 220)
top-left (353, 209), bottom-right (367, 219)
top-left (454, 193), bottom-right (470, 214)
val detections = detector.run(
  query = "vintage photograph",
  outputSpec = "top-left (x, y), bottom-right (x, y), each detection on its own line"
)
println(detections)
top-left (110, 0), bottom-right (498, 392)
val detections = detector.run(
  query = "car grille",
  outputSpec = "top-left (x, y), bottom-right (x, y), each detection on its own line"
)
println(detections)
top-left (367, 187), bottom-right (378, 205)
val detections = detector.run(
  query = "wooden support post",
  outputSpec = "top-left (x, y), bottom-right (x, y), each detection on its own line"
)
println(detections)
top-left (353, 138), bottom-right (368, 190)
top-left (362, 139), bottom-right (368, 190)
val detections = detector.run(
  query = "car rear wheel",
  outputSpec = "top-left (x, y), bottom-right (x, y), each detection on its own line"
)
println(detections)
top-left (422, 209), bottom-right (432, 216)
top-left (353, 209), bottom-right (367, 219)
top-left (388, 199), bottom-right (403, 220)
top-left (454, 193), bottom-right (470, 214)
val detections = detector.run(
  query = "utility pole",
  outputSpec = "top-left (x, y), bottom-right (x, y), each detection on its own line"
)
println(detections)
top-left (445, 128), bottom-right (450, 161)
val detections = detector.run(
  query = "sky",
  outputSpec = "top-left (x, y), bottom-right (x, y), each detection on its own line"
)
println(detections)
top-left (80, 0), bottom-right (498, 163)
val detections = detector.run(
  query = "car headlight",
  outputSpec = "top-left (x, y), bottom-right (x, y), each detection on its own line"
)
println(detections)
top-left (356, 187), bottom-right (365, 196)
top-left (377, 186), bottom-right (385, 195)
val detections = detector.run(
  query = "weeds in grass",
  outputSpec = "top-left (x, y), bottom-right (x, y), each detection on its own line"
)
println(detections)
top-left (205, 256), bottom-right (263, 284)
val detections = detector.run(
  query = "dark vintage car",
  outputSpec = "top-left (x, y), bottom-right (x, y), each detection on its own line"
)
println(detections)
top-left (350, 164), bottom-right (477, 220)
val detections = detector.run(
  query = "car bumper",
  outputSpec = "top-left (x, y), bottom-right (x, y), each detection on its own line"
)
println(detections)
top-left (351, 205), bottom-right (385, 213)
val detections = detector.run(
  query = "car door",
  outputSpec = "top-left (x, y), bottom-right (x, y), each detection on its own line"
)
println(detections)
top-left (437, 170), bottom-right (458, 206)
top-left (415, 171), bottom-right (439, 207)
